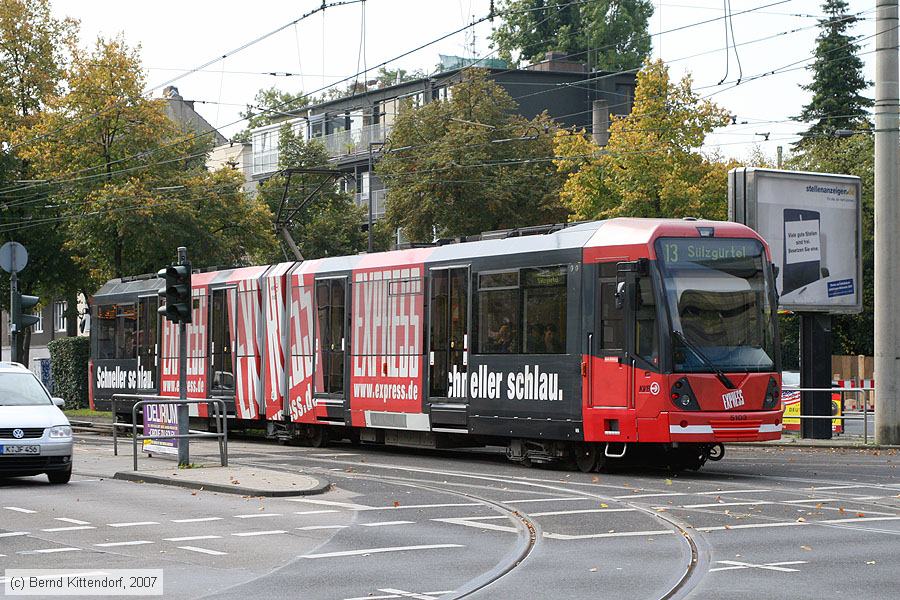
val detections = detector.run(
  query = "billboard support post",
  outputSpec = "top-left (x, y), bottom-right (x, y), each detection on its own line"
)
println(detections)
top-left (799, 313), bottom-right (833, 439)
top-left (874, 0), bottom-right (900, 445)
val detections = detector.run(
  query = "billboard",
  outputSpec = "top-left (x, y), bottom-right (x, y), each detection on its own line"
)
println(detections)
top-left (729, 168), bottom-right (862, 313)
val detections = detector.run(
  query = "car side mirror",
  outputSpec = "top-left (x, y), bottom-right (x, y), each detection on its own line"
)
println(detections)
top-left (52, 397), bottom-right (65, 408)
top-left (614, 281), bottom-right (626, 310)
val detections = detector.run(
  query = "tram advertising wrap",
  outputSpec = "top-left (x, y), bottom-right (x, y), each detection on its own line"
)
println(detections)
top-left (728, 168), bottom-right (862, 313)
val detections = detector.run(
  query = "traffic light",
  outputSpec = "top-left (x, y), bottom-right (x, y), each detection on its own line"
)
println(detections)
top-left (157, 263), bottom-right (192, 323)
top-left (11, 291), bottom-right (40, 333)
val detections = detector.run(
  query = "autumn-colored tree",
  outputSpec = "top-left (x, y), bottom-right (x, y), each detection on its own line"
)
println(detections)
top-left (15, 35), bottom-right (276, 285)
top-left (555, 59), bottom-right (733, 221)
top-left (379, 69), bottom-right (566, 242)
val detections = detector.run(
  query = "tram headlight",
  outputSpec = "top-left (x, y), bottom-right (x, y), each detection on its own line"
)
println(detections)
top-left (670, 378), bottom-right (700, 411)
top-left (763, 377), bottom-right (780, 410)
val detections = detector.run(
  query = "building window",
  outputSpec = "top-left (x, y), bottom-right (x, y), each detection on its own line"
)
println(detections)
top-left (54, 301), bottom-right (67, 333)
top-left (32, 310), bottom-right (43, 334)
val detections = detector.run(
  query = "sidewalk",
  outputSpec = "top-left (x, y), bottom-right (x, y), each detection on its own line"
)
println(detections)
top-left (73, 437), bottom-right (331, 497)
top-left (733, 435), bottom-right (900, 451)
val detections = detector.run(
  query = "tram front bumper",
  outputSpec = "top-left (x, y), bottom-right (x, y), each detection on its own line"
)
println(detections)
top-left (667, 410), bottom-right (783, 442)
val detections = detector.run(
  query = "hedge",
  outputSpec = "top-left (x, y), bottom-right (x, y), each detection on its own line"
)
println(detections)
top-left (48, 336), bottom-right (90, 409)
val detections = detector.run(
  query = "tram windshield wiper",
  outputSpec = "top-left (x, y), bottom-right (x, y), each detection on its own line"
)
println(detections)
top-left (672, 330), bottom-right (737, 390)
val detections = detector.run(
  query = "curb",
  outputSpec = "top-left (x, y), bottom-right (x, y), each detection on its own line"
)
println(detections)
top-left (727, 441), bottom-right (900, 451)
top-left (111, 471), bottom-right (332, 497)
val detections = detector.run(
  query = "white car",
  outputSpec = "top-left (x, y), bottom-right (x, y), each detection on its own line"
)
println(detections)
top-left (0, 362), bottom-right (73, 484)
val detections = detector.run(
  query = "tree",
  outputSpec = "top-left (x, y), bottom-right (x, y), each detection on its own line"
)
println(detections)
top-left (555, 59), bottom-right (733, 221)
top-left (257, 125), bottom-right (370, 260)
top-left (232, 86), bottom-right (310, 143)
top-left (374, 66), bottom-right (425, 88)
top-left (15, 35), bottom-right (277, 287)
top-left (785, 131), bottom-right (874, 360)
top-left (378, 69), bottom-right (566, 242)
top-left (491, 0), bottom-right (653, 71)
top-left (795, 0), bottom-right (870, 141)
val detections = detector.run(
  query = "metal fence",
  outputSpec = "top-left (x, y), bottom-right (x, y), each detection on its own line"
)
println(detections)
top-left (111, 394), bottom-right (228, 471)
top-left (782, 386), bottom-right (874, 444)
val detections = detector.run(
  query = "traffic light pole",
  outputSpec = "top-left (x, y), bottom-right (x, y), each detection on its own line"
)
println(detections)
top-left (9, 269), bottom-right (18, 364)
top-left (177, 247), bottom-right (190, 467)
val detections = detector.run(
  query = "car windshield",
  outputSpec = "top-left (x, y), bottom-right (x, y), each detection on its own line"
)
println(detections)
top-left (656, 237), bottom-right (777, 373)
top-left (0, 372), bottom-right (52, 406)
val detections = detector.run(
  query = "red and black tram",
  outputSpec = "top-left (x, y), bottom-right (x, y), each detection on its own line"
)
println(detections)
top-left (88, 218), bottom-right (782, 471)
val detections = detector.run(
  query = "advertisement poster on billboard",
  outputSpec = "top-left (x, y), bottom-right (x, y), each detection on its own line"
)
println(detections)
top-left (729, 168), bottom-right (862, 314)
top-left (142, 403), bottom-right (179, 455)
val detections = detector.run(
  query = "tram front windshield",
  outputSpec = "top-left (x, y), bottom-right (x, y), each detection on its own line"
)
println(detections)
top-left (656, 237), bottom-right (777, 373)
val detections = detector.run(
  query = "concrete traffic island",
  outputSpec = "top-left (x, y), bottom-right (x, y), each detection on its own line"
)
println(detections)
top-left (113, 466), bottom-right (331, 497)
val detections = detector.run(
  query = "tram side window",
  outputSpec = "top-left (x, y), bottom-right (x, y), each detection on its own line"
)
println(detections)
top-left (598, 263), bottom-right (624, 353)
top-left (116, 304), bottom-right (137, 359)
top-left (476, 271), bottom-right (519, 354)
top-left (634, 279), bottom-right (658, 365)
top-left (523, 267), bottom-right (567, 354)
top-left (97, 305), bottom-right (117, 359)
top-left (136, 296), bottom-right (158, 366)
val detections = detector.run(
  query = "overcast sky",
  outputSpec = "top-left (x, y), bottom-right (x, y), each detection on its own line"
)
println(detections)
top-left (50, 0), bottom-right (876, 161)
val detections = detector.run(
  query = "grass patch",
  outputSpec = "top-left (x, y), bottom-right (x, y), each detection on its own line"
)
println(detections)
top-left (64, 408), bottom-right (113, 418)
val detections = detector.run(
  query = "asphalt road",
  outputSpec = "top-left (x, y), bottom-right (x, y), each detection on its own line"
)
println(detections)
top-left (1, 438), bottom-right (898, 600)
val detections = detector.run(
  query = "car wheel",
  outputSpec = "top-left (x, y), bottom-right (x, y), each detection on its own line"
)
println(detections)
top-left (47, 466), bottom-right (72, 485)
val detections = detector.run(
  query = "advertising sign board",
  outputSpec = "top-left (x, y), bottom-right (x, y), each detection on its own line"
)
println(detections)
top-left (142, 403), bottom-right (179, 455)
top-left (729, 168), bottom-right (862, 313)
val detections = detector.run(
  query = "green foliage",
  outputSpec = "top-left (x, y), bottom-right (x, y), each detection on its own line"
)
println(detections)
top-left (257, 126), bottom-right (369, 259)
top-left (232, 86), bottom-right (310, 143)
top-left (48, 336), bottom-right (90, 409)
top-left (555, 60), bottom-right (733, 221)
top-left (374, 66), bottom-right (425, 87)
top-left (15, 35), bottom-right (278, 285)
top-left (378, 69), bottom-right (567, 242)
top-left (795, 0), bottom-right (870, 141)
top-left (785, 131), bottom-right (874, 357)
top-left (491, 0), bottom-right (653, 71)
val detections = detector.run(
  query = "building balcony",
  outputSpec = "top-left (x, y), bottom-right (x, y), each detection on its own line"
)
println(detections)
top-left (316, 123), bottom-right (392, 159)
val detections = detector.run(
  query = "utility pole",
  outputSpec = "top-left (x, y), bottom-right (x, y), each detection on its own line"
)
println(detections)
top-left (176, 247), bottom-right (190, 466)
top-left (875, 0), bottom-right (900, 445)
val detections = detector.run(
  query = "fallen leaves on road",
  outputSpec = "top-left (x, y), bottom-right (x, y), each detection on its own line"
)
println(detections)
top-left (801, 545), bottom-right (812, 551)
top-left (797, 517), bottom-right (806, 522)
top-left (392, 501), bottom-right (401, 508)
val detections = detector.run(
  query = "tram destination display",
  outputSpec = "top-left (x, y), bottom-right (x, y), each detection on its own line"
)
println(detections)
top-left (728, 167), bottom-right (862, 314)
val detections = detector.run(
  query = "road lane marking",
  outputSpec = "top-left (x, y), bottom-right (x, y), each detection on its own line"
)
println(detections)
top-left (41, 526), bottom-right (96, 532)
top-left (613, 492), bottom-right (688, 499)
top-left (529, 508), bottom-right (635, 517)
top-left (94, 541), bottom-right (154, 547)
top-left (710, 560), bottom-right (807, 573)
top-left (55, 518), bottom-right (91, 525)
top-left (851, 496), bottom-right (883, 501)
top-left (18, 547), bottom-right (80, 554)
top-left (432, 518), bottom-right (518, 533)
top-left (108, 521), bottom-right (160, 528)
top-left (700, 522), bottom-right (805, 532)
top-left (544, 529), bottom-right (674, 540)
top-left (293, 510), bottom-right (340, 515)
top-left (361, 521), bottom-right (415, 527)
top-left (678, 501), bottom-right (774, 509)
top-left (808, 485), bottom-right (865, 491)
top-left (782, 498), bottom-right (842, 504)
top-left (4, 506), bottom-right (36, 514)
top-left (163, 535), bottom-right (222, 542)
top-left (309, 453), bottom-right (360, 457)
top-left (502, 497), bottom-right (590, 504)
top-left (231, 530), bottom-right (287, 537)
top-left (297, 525), bottom-right (349, 531)
top-left (821, 516), bottom-right (900, 525)
top-left (288, 499), bottom-right (373, 510)
top-left (178, 546), bottom-right (227, 556)
top-left (356, 503), bottom-right (480, 511)
top-left (233, 513), bottom-right (283, 519)
top-left (172, 517), bottom-right (223, 523)
top-left (345, 590), bottom-right (454, 600)
top-left (0, 532), bottom-right (29, 538)
top-left (695, 489), bottom-right (771, 496)
top-left (303, 544), bottom-right (464, 559)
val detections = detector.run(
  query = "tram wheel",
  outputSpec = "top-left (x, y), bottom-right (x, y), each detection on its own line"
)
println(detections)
top-left (573, 443), bottom-right (599, 473)
top-left (307, 426), bottom-right (329, 448)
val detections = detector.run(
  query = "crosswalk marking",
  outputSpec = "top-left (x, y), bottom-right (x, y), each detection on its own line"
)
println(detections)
top-left (4, 506), bottom-right (36, 514)
top-left (178, 546), bottom-right (227, 556)
top-left (94, 541), bottom-right (153, 547)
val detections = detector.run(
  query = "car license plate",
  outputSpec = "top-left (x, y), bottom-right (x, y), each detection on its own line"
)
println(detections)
top-left (0, 445), bottom-right (40, 455)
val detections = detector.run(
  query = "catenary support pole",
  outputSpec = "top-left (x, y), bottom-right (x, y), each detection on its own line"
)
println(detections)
top-left (177, 246), bottom-right (190, 466)
top-left (875, 0), bottom-right (900, 445)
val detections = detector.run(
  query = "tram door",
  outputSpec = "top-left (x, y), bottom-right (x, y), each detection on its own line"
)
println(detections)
top-left (314, 277), bottom-right (348, 413)
top-left (591, 263), bottom-right (629, 407)
top-left (428, 267), bottom-right (469, 427)
top-left (209, 287), bottom-right (235, 396)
